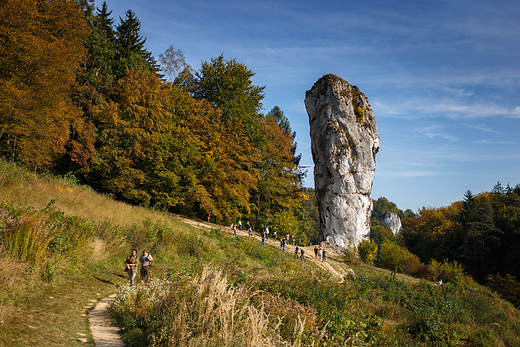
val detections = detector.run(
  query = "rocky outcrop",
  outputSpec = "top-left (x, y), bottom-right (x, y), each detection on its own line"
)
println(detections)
top-left (305, 74), bottom-right (379, 247)
top-left (373, 212), bottom-right (402, 235)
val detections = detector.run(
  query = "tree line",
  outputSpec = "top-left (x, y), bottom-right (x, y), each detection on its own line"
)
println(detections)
top-left (0, 0), bottom-right (310, 241)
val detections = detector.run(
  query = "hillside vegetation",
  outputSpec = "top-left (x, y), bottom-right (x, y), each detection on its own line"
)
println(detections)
top-left (2, 160), bottom-right (520, 346)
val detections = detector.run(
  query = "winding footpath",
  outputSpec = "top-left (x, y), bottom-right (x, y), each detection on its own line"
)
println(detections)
top-left (88, 216), bottom-right (352, 346)
top-left (89, 294), bottom-right (124, 347)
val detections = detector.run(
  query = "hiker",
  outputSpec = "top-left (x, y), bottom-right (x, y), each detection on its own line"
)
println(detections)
top-left (322, 248), bottom-right (326, 261)
top-left (273, 230), bottom-right (277, 241)
top-left (280, 238), bottom-right (285, 251)
top-left (207, 213), bottom-right (211, 223)
top-left (294, 245), bottom-right (299, 258)
top-left (238, 220), bottom-right (242, 230)
top-left (318, 247), bottom-right (322, 261)
top-left (300, 248), bottom-right (306, 261)
top-left (286, 234), bottom-right (289, 244)
top-left (125, 249), bottom-right (138, 285)
top-left (314, 246), bottom-right (318, 259)
top-left (231, 223), bottom-right (237, 237)
top-left (262, 232), bottom-right (266, 246)
top-left (248, 227), bottom-right (252, 237)
top-left (139, 250), bottom-right (153, 282)
top-left (246, 220), bottom-right (251, 230)
top-left (292, 235), bottom-right (295, 246)
top-left (265, 226), bottom-right (269, 240)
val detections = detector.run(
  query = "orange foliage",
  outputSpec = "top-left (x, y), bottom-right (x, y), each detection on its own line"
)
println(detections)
top-left (0, 0), bottom-right (87, 170)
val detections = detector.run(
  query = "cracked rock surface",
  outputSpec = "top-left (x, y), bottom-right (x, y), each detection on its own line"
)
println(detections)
top-left (305, 74), bottom-right (379, 247)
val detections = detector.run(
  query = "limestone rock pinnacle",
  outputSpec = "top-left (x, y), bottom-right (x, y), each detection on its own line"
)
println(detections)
top-left (305, 74), bottom-right (379, 247)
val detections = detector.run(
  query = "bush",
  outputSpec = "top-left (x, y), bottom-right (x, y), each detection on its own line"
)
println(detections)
top-left (358, 239), bottom-right (377, 265)
top-left (380, 242), bottom-right (414, 272)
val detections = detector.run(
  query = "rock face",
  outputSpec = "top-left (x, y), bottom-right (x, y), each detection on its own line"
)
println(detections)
top-left (305, 74), bottom-right (379, 247)
top-left (373, 212), bottom-right (402, 235)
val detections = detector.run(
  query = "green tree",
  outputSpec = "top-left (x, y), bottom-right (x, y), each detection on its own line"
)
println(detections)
top-left (458, 194), bottom-right (502, 282)
top-left (194, 54), bottom-right (265, 143)
top-left (115, 10), bottom-right (157, 79)
top-left (81, 1), bottom-right (117, 90)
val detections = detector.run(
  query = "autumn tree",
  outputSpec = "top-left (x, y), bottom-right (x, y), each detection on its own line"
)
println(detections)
top-left (247, 107), bottom-right (307, 241)
top-left (0, 0), bottom-right (87, 170)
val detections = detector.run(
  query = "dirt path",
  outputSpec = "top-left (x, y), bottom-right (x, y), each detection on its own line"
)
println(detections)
top-left (89, 294), bottom-right (124, 347)
top-left (182, 218), bottom-right (354, 283)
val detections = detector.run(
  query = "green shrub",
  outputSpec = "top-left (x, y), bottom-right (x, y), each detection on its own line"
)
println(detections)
top-left (358, 239), bottom-right (378, 264)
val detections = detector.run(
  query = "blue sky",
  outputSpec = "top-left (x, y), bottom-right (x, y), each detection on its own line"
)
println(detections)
top-left (99, 0), bottom-right (520, 212)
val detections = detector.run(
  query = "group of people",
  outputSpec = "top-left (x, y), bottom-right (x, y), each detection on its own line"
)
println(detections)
top-left (125, 249), bottom-right (153, 285)
top-left (226, 220), bottom-right (328, 263)
top-left (313, 245), bottom-right (327, 261)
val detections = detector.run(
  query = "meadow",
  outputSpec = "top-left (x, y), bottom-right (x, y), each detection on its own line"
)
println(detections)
top-left (1, 159), bottom-right (520, 346)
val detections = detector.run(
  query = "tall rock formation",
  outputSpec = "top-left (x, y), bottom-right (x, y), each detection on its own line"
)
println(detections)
top-left (305, 74), bottom-right (379, 247)
top-left (373, 212), bottom-right (402, 235)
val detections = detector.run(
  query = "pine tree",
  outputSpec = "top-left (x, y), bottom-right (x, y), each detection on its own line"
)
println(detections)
top-left (81, 1), bottom-right (117, 89)
top-left (115, 10), bottom-right (157, 79)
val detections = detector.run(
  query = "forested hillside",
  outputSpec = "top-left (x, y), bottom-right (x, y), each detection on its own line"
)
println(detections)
top-left (0, 0), bottom-right (309, 241)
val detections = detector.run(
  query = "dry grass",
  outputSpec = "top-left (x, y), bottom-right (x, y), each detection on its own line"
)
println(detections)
top-left (111, 265), bottom-right (309, 346)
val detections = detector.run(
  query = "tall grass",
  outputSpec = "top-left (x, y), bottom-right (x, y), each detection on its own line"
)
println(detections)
top-left (0, 202), bottom-right (60, 263)
top-left (110, 265), bottom-right (308, 346)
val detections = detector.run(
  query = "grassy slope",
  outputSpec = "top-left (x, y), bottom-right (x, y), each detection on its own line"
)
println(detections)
top-left (1, 160), bottom-right (520, 346)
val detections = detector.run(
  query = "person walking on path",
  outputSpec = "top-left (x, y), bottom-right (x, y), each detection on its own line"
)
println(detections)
top-left (139, 250), bottom-right (153, 282)
top-left (318, 247), bottom-right (322, 261)
top-left (273, 230), bottom-right (277, 241)
top-left (262, 232), bottom-right (266, 246)
top-left (125, 249), bottom-right (138, 286)
top-left (314, 246), bottom-right (318, 259)
top-left (248, 227), bottom-right (252, 237)
top-left (238, 220), bottom-right (242, 230)
top-left (322, 248), bottom-right (327, 261)
top-left (265, 227), bottom-right (269, 240)
top-left (292, 235), bottom-right (295, 246)
top-left (207, 214), bottom-right (211, 223)
top-left (300, 248), bottom-right (306, 261)
top-left (280, 237), bottom-right (285, 251)
top-left (286, 234), bottom-right (289, 244)
top-left (294, 245), bottom-right (299, 258)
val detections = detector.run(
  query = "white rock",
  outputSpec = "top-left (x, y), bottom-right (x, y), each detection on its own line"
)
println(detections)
top-left (305, 74), bottom-right (379, 247)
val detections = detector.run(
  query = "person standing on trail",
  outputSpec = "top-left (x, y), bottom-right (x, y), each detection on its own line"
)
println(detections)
top-left (322, 248), bottom-right (327, 261)
top-left (294, 245), bottom-right (299, 258)
top-left (246, 220), bottom-right (251, 230)
top-left (262, 232), bottom-right (266, 246)
top-left (125, 249), bottom-right (138, 285)
top-left (248, 226), bottom-right (252, 237)
top-left (280, 237), bottom-right (285, 251)
top-left (314, 246), bottom-right (318, 259)
top-left (238, 220), bottom-right (242, 230)
top-left (300, 248), bottom-right (306, 261)
top-left (139, 250), bottom-right (153, 282)
top-left (265, 226), bottom-right (269, 240)
top-left (318, 247), bottom-right (322, 261)
top-left (292, 235), bottom-right (295, 246)
top-left (286, 234), bottom-right (289, 244)
top-left (207, 214), bottom-right (211, 223)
